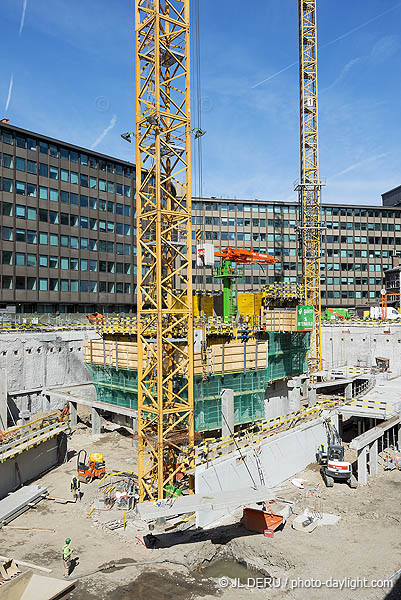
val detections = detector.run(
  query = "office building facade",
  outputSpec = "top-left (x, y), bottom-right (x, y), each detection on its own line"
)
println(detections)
top-left (0, 121), bottom-right (136, 313)
top-left (0, 121), bottom-right (399, 312)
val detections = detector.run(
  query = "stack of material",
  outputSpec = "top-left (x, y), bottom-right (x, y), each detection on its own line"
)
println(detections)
top-left (84, 339), bottom-right (268, 375)
top-left (194, 341), bottom-right (268, 375)
top-left (0, 485), bottom-right (48, 528)
top-left (262, 310), bottom-right (297, 332)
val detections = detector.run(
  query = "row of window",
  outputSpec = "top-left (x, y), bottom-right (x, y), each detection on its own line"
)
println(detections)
top-left (192, 216), bottom-right (297, 228)
top-left (193, 201), bottom-right (400, 220)
top-left (1, 194), bottom-right (132, 216)
top-left (326, 221), bottom-right (399, 231)
top-left (11, 205), bottom-right (133, 235)
top-left (1, 276), bottom-right (131, 294)
top-left (1, 252), bottom-right (132, 273)
top-left (0, 173), bottom-right (132, 198)
top-left (1, 227), bottom-right (133, 254)
top-left (0, 129), bottom-right (134, 176)
top-left (322, 249), bottom-right (394, 258)
top-left (324, 235), bottom-right (401, 245)
top-left (322, 290), bottom-right (378, 299)
top-left (321, 263), bottom-right (391, 272)
top-left (321, 277), bottom-right (383, 286)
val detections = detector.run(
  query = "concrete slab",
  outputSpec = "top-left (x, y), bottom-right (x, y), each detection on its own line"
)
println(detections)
top-left (137, 484), bottom-right (279, 523)
top-left (0, 570), bottom-right (74, 600)
top-left (0, 485), bottom-right (47, 526)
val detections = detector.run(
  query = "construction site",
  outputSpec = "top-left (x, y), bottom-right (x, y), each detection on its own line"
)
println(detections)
top-left (1, 1), bottom-right (401, 599)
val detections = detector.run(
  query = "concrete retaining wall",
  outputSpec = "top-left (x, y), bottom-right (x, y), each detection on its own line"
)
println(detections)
top-left (195, 418), bottom-right (326, 527)
top-left (0, 433), bottom-right (67, 499)
top-left (322, 325), bottom-right (401, 377)
top-left (0, 330), bottom-right (99, 424)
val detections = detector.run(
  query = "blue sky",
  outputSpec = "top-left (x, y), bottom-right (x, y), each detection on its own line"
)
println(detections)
top-left (1, 0), bottom-right (401, 205)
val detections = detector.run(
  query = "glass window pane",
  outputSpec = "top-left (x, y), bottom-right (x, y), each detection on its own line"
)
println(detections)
top-left (39, 208), bottom-right (48, 222)
top-left (39, 141), bottom-right (48, 154)
top-left (49, 278), bottom-right (58, 291)
top-left (99, 179), bottom-right (106, 191)
top-left (80, 280), bottom-right (89, 292)
top-left (3, 130), bottom-right (13, 145)
top-left (80, 195), bottom-right (88, 207)
top-left (61, 191), bottom-right (69, 204)
top-left (27, 230), bottom-right (37, 244)
top-left (27, 254), bottom-right (37, 266)
top-left (60, 147), bottom-right (69, 160)
top-left (90, 176), bottom-right (97, 189)
top-left (27, 137), bottom-right (37, 150)
top-left (2, 178), bottom-right (13, 192)
top-left (80, 153), bottom-right (88, 165)
top-left (49, 144), bottom-right (58, 157)
top-left (70, 236), bottom-right (78, 249)
top-left (70, 258), bottom-right (78, 270)
top-left (80, 216), bottom-right (88, 229)
top-left (61, 257), bottom-right (69, 269)
top-left (27, 277), bottom-right (37, 290)
top-left (27, 207), bottom-right (37, 220)
top-left (49, 234), bottom-right (58, 246)
top-left (39, 232), bottom-right (48, 245)
top-left (60, 235), bottom-right (69, 247)
top-left (60, 280), bottom-right (69, 292)
top-left (70, 171), bottom-right (79, 184)
top-left (124, 186), bottom-right (131, 198)
top-left (49, 210), bottom-right (58, 224)
top-left (16, 157), bottom-right (26, 171)
top-left (15, 253), bottom-right (25, 266)
top-left (16, 181), bottom-right (26, 195)
top-left (80, 237), bottom-right (88, 250)
top-left (27, 183), bottom-right (37, 197)
top-left (60, 168), bottom-right (69, 182)
top-left (80, 259), bottom-right (88, 271)
top-left (39, 255), bottom-right (48, 267)
top-left (39, 278), bottom-right (48, 291)
top-left (3, 154), bottom-right (13, 168)
top-left (107, 182), bottom-right (115, 194)
top-left (89, 156), bottom-right (97, 168)
top-left (16, 229), bottom-right (26, 242)
top-left (49, 189), bottom-right (58, 202)
top-left (27, 160), bottom-right (37, 174)
top-left (2, 276), bottom-right (13, 289)
top-left (89, 197), bottom-right (97, 209)
top-left (39, 186), bottom-right (48, 200)
top-left (89, 281), bottom-right (97, 292)
top-left (70, 151), bottom-right (78, 163)
top-left (49, 256), bottom-right (58, 268)
top-left (80, 173), bottom-right (88, 187)
top-left (15, 134), bottom-right (26, 148)
top-left (16, 205), bottom-right (26, 218)
top-left (70, 280), bottom-right (78, 292)
top-left (49, 166), bottom-right (58, 180)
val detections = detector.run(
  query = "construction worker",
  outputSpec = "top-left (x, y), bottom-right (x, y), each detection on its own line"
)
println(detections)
top-left (71, 476), bottom-right (81, 502)
top-left (62, 538), bottom-right (72, 577)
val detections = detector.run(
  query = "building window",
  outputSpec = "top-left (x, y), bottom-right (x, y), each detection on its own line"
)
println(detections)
top-left (124, 186), bottom-right (131, 198)
top-left (80, 153), bottom-right (88, 165)
top-left (60, 147), bottom-right (69, 160)
top-left (49, 189), bottom-right (58, 202)
top-left (89, 156), bottom-right (97, 168)
top-left (80, 237), bottom-right (88, 250)
top-left (16, 157), bottom-right (26, 172)
top-left (39, 278), bottom-right (48, 291)
top-left (27, 277), bottom-right (37, 291)
top-left (81, 259), bottom-right (88, 271)
top-left (70, 237), bottom-right (78, 249)
top-left (70, 151), bottom-right (78, 163)
top-left (60, 280), bottom-right (69, 292)
top-left (15, 253), bottom-right (25, 266)
top-left (49, 279), bottom-right (58, 291)
top-left (70, 193), bottom-right (79, 206)
top-left (49, 256), bottom-right (58, 268)
top-left (16, 205), bottom-right (26, 219)
top-left (99, 179), bottom-right (106, 191)
top-left (49, 210), bottom-right (58, 224)
top-left (27, 254), bottom-right (37, 266)
top-left (49, 166), bottom-right (58, 180)
top-left (49, 234), bottom-right (58, 246)
top-left (89, 281), bottom-right (97, 292)
top-left (39, 232), bottom-right (48, 245)
top-left (16, 135), bottom-right (26, 148)
top-left (89, 197), bottom-right (97, 209)
top-left (80, 280), bottom-right (89, 292)
top-left (39, 208), bottom-right (48, 222)
top-left (39, 163), bottom-right (48, 177)
top-left (61, 191), bottom-right (69, 204)
top-left (15, 181), bottom-right (26, 195)
top-left (39, 255), bottom-right (48, 267)
top-left (80, 195), bottom-right (88, 207)
top-left (116, 183), bottom-right (123, 196)
top-left (2, 275), bottom-right (13, 289)
top-left (80, 216), bottom-right (88, 229)
top-left (39, 186), bottom-right (48, 200)
top-left (49, 144), bottom-right (58, 157)
top-left (108, 282), bottom-right (115, 293)
top-left (80, 174), bottom-right (88, 187)
top-left (27, 183), bottom-right (37, 198)
top-left (70, 171), bottom-right (79, 185)
top-left (60, 169), bottom-right (69, 182)
top-left (2, 131), bottom-right (13, 145)
top-left (27, 160), bottom-right (37, 174)
top-left (61, 257), bottom-right (69, 270)
top-left (3, 154), bottom-right (13, 169)
top-left (90, 176), bottom-right (97, 189)
top-left (89, 260), bottom-right (97, 272)
top-left (70, 280), bottom-right (78, 292)
top-left (16, 276), bottom-right (25, 290)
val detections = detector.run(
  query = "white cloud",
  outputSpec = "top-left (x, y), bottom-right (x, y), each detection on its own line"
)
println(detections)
top-left (371, 35), bottom-right (400, 62)
top-left (91, 115), bottom-right (117, 149)
top-left (321, 57), bottom-right (362, 92)
top-left (19, 0), bottom-right (27, 36)
top-left (5, 73), bottom-right (14, 111)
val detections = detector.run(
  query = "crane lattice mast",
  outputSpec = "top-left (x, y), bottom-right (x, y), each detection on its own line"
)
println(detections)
top-left (297, 0), bottom-right (323, 373)
top-left (135, 0), bottom-right (194, 500)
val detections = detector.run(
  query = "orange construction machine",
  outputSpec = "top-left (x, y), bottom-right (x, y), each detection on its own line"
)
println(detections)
top-left (77, 450), bottom-right (106, 483)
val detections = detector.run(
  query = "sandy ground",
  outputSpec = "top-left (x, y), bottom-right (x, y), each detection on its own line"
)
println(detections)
top-left (3, 415), bottom-right (401, 600)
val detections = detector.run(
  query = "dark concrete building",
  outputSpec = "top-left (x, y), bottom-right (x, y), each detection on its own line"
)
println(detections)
top-left (382, 185), bottom-right (401, 208)
top-left (0, 121), bottom-right (136, 313)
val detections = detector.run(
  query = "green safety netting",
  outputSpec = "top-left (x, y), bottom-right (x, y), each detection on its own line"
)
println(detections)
top-left (85, 332), bottom-right (310, 432)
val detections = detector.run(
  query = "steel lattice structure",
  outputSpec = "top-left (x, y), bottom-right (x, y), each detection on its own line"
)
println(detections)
top-left (135, 0), bottom-right (194, 500)
top-left (297, 0), bottom-right (323, 373)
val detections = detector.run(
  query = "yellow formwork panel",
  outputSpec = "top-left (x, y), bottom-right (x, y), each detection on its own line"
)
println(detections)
top-left (193, 295), bottom-right (213, 317)
top-left (237, 293), bottom-right (263, 316)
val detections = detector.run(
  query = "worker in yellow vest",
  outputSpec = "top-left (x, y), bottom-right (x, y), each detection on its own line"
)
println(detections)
top-left (63, 538), bottom-right (73, 577)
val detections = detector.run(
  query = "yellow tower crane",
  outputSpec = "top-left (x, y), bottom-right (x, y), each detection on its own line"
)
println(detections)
top-left (296, 0), bottom-right (323, 373)
top-left (134, 0), bottom-right (194, 501)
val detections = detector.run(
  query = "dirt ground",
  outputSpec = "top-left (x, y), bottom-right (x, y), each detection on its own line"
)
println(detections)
top-left (3, 415), bottom-right (401, 600)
